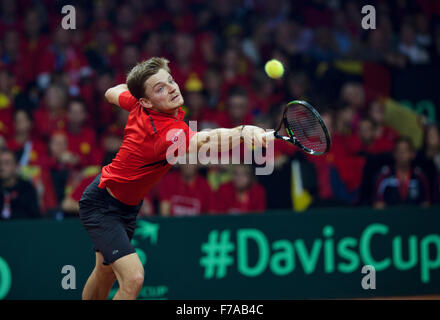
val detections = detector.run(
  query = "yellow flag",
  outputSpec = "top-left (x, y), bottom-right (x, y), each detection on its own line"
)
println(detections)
top-left (291, 160), bottom-right (313, 212)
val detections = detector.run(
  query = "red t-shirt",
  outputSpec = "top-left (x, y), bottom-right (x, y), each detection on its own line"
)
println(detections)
top-left (215, 182), bottom-right (266, 214)
top-left (66, 127), bottom-right (98, 166)
top-left (158, 170), bottom-right (214, 216)
top-left (98, 91), bottom-right (196, 205)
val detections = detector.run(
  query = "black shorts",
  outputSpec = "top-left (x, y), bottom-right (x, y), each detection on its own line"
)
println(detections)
top-left (79, 174), bottom-right (142, 265)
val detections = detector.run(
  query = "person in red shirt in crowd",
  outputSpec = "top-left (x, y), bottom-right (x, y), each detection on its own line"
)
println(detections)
top-left (353, 101), bottom-right (399, 205)
top-left (330, 104), bottom-right (366, 202)
top-left (203, 68), bottom-right (223, 110)
top-left (182, 76), bottom-right (217, 129)
top-left (20, 8), bottom-right (51, 85)
top-left (368, 99), bottom-right (399, 151)
top-left (0, 69), bottom-right (17, 140)
top-left (85, 27), bottom-right (121, 72)
top-left (98, 125), bottom-right (124, 167)
top-left (140, 31), bottom-right (163, 61)
top-left (112, 4), bottom-right (142, 49)
top-left (305, 109), bottom-right (337, 203)
top-left (62, 174), bottom-right (98, 216)
top-left (86, 70), bottom-right (120, 131)
top-left (214, 164), bottom-right (266, 214)
top-left (0, 30), bottom-right (29, 87)
top-left (156, 0), bottom-right (197, 33)
top-left (168, 33), bottom-right (206, 87)
top-left (214, 87), bottom-right (254, 128)
top-left (115, 44), bottom-right (141, 84)
top-left (65, 98), bottom-right (98, 167)
top-left (37, 27), bottom-right (91, 90)
top-left (220, 48), bottom-right (254, 100)
top-left (214, 87), bottom-right (255, 164)
top-left (33, 84), bottom-right (68, 141)
top-left (340, 82), bottom-right (366, 131)
top-left (158, 164), bottom-right (214, 217)
top-left (0, 0), bottom-right (20, 36)
top-left (348, 118), bottom-right (393, 155)
top-left (194, 32), bottom-right (219, 67)
top-left (78, 57), bottom-right (267, 300)
top-left (40, 130), bottom-right (80, 214)
top-left (250, 71), bottom-right (284, 114)
top-left (6, 109), bottom-right (47, 167)
top-left (287, 72), bottom-right (312, 101)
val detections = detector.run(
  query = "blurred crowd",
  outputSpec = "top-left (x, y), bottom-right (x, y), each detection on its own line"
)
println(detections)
top-left (1, 0), bottom-right (440, 220)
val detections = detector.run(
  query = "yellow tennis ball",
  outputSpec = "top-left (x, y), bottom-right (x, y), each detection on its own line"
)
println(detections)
top-left (264, 59), bottom-right (284, 79)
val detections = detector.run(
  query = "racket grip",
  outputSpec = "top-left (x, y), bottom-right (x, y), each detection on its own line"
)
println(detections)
top-left (263, 130), bottom-right (275, 137)
top-left (263, 130), bottom-right (276, 141)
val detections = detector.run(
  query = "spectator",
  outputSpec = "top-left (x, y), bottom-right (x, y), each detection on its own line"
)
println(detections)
top-left (21, 8), bottom-right (50, 85)
top-left (368, 100), bottom-right (399, 153)
top-left (43, 131), bottom-right (79, 209)
top-left (141, 31), bottom-right (162, 61)
top-left (61, 172), bottom-right (99, 216)
top-left (37, 27), bottom-right (91, 91)
top-left (91, 70), bottom-right (118, 131)
top-left (0, 69), bottom-right (16, 140)
top-left (169, 33), bottom-right (205, 87)
top-left (183, 85), bottom-right (216, 129)
top-left (398, 23), bottom-right (430, 65)
top-left (158, 164), bottom-right (214, 217)
top-left (308, 27), bottom-right (337, 61)
top-left (215, 87), bottom-right (253, 128)
top-left (115, 44), bottom-right (140, 83)
top-left (99, 124), bottom-right (123, 167)
top-left (66, 98), bottom-right (98, 167)
top-left (33, 84), bottom-right (68, 141)
top-left (203, 68), bottom-right (222, 109)
top-left (0, 149), bottom-right (40, 219)
top-left (340, 82), bottom-right (366, 131)
top-left (7, 108), bottom-right (47, 167)
top-left (214, 164), bottom-right (266, 214)
top-left (287, 71), bottom-right (311, 102)
top-left (250, 71), bottom-right (283, 114)
top-left (415, 124), bottom-right (440, 201)
top-left (85, 28), bottom-right (119, 72)
top-left (374, 137), bottom-right (430, 209)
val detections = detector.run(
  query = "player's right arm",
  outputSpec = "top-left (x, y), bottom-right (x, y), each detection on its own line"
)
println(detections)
top-left (105, 84), bottom-right (138, 112)
top-left (188, 125), bottom-right (270, 153)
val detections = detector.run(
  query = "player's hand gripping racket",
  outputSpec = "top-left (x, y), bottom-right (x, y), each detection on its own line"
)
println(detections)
top-left (265, 100), bottom-right (331, 155)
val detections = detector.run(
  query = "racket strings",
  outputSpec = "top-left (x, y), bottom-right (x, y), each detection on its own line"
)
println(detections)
top-left (286, 106), bottom-right (328, 153)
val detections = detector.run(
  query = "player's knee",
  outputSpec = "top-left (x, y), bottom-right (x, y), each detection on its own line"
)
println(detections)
top-left (121, 270), bottom-right (144, 295)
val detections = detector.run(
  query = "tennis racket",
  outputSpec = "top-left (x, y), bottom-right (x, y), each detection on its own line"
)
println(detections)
top-left (264, 100), bottom-right (331, 156)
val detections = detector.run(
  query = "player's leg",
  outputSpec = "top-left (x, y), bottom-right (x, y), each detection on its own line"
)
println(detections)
top-left (82, 252), bottom-right (116, 300)
top-left (111, 253), bottom-right (144, 300)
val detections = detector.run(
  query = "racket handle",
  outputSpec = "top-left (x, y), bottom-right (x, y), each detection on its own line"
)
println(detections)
top-left (262, 130), bottom-right (276, 142)
top-left (263, 130), bottom-right (275, 138)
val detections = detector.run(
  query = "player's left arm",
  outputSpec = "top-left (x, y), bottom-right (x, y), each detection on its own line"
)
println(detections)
top-left (188, 125), bottom-right (269, 153)
top-left (105, 84), bottom-right (128, 106)
top-left (105, 84), bottom-right (138, 112)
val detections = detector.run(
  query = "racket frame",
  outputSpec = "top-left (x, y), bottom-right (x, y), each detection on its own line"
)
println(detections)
top-left (274, 100), bottom-right (331, 156)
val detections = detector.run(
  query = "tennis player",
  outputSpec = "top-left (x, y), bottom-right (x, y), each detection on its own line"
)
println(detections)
top-left (78, 57), bottom-right (267, 300)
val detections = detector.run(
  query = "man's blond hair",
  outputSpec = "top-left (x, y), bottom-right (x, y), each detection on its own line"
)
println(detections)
top-left (126, 57), bottom-right (170, 100)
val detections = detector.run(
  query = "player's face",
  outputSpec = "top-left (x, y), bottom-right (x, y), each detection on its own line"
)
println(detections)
top-left (142, 68), bottom-right (184, 115)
